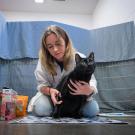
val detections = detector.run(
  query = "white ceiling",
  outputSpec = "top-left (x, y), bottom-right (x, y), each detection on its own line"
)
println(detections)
top-left (0, 0), bottom-right (99, 14)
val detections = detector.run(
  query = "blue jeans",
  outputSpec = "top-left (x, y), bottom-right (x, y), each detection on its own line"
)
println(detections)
top-left (32, 95), bottom-right (99, 118)
top-left (81, 99), bottom-right (99, 118)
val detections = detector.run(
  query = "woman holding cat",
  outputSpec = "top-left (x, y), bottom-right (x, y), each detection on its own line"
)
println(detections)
top-left (28, 25), bottom-right (99, 118)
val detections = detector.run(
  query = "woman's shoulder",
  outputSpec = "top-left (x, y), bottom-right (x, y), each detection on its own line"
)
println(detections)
top-left (35, 59), bottom-right (47, 73)
top-left (75, 51), bottom-right (86, 58)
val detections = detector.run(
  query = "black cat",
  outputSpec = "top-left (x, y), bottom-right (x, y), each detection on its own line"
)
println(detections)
top-left (52, 52), bottom-right (96, 118)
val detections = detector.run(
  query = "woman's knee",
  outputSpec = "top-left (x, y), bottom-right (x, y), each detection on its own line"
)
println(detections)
top-left (33, 95), bottom-right (53, 116)
top-left (82, 100), bottom-right (99, 118)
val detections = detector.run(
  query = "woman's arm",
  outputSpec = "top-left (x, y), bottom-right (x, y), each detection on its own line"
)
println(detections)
top-left (34, 60), bottom-right (51, 93)
top-left (89, 74), bottom-right (98, 94)
top-left (68, 74), bottom-right (98, 96)
top-left (34, 60), bottom-right (62, 105)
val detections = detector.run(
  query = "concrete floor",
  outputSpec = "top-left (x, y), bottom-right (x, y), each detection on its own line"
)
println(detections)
top-left (0, 117), bottom-right (135, 135)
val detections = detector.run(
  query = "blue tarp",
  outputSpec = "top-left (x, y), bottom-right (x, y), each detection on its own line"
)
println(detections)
top-left (1, 15), bottom-right (135, 111)
top-left (0, 13), bottom-right (8, 58)
top-left (90, 22), bottom-right (135, 62)
top-left (0, 15), bottom-right (135, 62)
top-left (0, 21), bottom-right (91, 60)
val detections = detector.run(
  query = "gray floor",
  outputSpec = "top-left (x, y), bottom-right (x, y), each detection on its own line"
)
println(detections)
top-left (0, 117), bottom-right (135, 135)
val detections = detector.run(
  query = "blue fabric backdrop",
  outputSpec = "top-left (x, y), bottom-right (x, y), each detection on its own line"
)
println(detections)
top-left (0, 21), bottom-right (91, 59)
top-left (0, 13), bottom-right (8, 58)
top-left (1, 13), bottom-right (135, 112)
top-left (1, 19), bottom-right (135, 62)
top-left (90, 22), bottom-right (135, 62)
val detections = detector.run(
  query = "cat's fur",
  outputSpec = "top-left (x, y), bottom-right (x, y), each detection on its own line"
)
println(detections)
top-left (52, 52), bottom-right (96, 118)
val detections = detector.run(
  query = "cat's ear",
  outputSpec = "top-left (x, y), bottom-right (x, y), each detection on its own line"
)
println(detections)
top-left (88, 52), bottom-right (94, 61)
top-left (75, 54), bottom-right (82, 64)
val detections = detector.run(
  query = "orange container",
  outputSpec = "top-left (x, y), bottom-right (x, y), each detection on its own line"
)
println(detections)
top-left (16, 95), bottom-right (28, 117)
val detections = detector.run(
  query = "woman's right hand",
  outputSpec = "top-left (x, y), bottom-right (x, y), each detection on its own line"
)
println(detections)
top-left (49, 88), bottom-right (62, 105)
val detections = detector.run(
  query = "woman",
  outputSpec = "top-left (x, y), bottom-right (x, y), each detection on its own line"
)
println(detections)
top-left (28, 25), bottom-right (99, 118)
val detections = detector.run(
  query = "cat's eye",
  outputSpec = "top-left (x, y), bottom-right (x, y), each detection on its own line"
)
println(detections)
top-left (87, 59), bottom-right (91, 63)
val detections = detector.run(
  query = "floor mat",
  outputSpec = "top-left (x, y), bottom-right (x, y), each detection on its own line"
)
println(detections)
top-left (9, 115), bottom-right (128, 124)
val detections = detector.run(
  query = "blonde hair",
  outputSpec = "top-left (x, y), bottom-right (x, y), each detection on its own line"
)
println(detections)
top-left (39, 25), bottom-right (76, 76)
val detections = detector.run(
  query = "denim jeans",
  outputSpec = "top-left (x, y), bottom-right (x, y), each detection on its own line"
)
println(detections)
top-left (81, 99), bottom-right (99, 118)
top-left (32, 95), bottom-right (99, 118)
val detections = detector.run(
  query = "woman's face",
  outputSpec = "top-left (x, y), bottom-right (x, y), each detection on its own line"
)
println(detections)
top-left (46, 33), bottom-right (66, 62)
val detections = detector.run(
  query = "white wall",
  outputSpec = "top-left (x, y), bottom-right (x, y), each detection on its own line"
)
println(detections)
top-left (2, 11), bottom-right (93, 29)
top-left (3, 0), bottom-right (135, 30)
top-left (92, 0), bottom-right (135, 29)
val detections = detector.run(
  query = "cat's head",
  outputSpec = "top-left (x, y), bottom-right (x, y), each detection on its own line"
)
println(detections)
top-left (74, 52), bottom-right (96, 81)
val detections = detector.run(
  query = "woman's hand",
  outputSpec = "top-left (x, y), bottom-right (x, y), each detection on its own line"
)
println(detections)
top-left (68, 79), bottom-right (94, 96)
top-left (49, 88), bottom-right (62, 105)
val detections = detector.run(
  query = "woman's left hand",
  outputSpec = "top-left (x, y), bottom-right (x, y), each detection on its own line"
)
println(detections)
top-left (68, 79), bottom-right (94, 96)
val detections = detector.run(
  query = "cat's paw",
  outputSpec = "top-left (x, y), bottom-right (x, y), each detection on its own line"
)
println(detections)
top-left (57, 92), bottom-right (62, 101)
